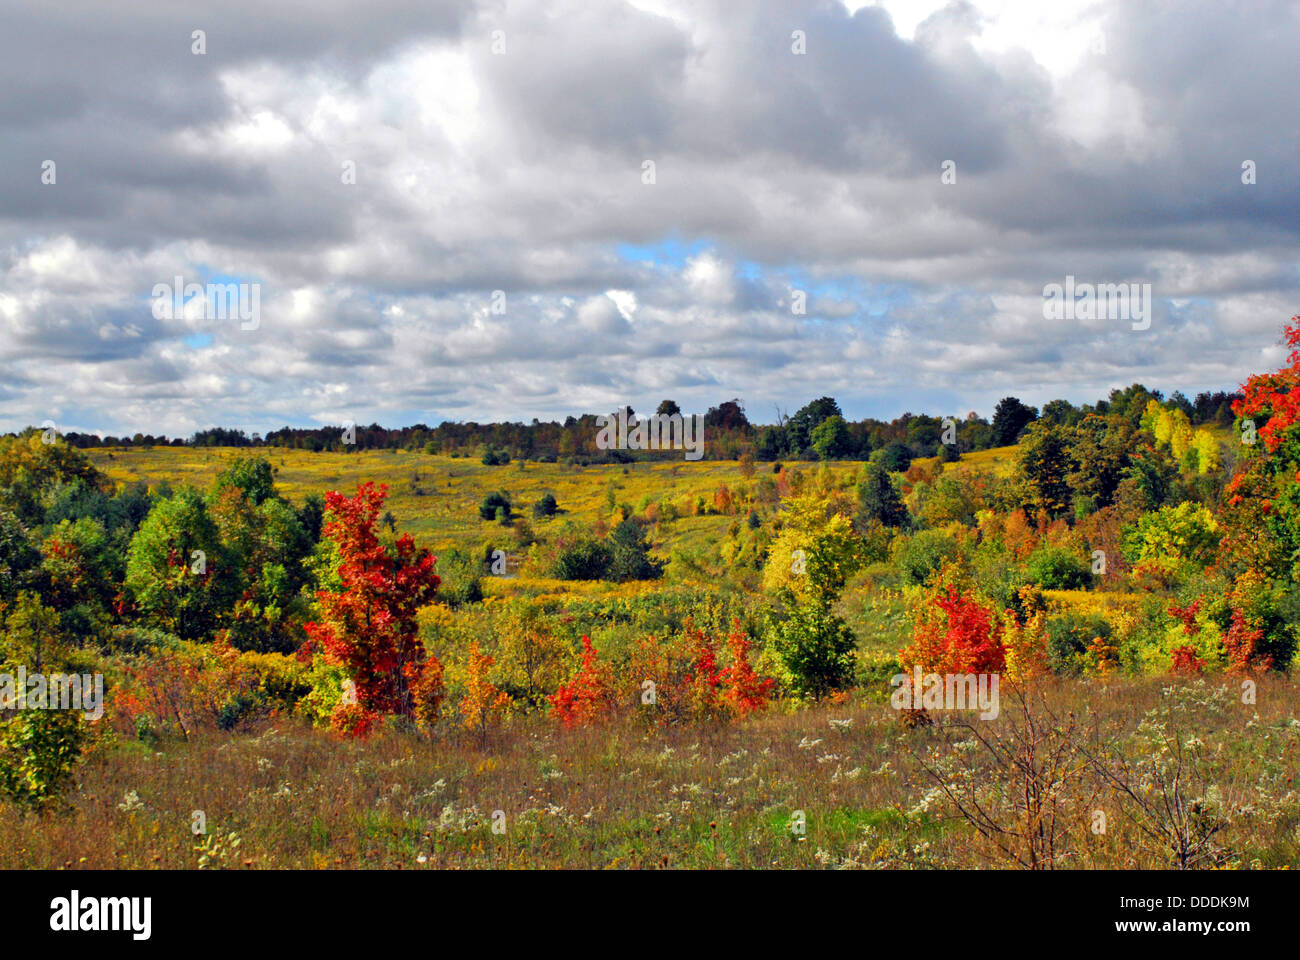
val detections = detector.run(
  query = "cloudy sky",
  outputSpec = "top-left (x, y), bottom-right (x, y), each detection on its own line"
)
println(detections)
top-left (2, 0), bottom-right (1298, 438)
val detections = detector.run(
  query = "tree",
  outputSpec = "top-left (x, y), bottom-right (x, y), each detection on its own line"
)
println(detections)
top-left (901, 583), bottom-right (1005, 675)
top-left (876, 442), bottom-right (913, 473)
top-left (0, 592), bottom-right (92, 811)
top-left (212, 456), bottom-right (277, 506)
top-left (656, 399), bottom-right (681, 418)
top-left (811, 415), bottom-right (853, 460)
top-left (0, 510), bottom-right (40, 606)
top-left (548, 636), bottom-right (613, 728)
top-left (608, 518), bottom-right (663, 581)
top-left (856, 461), bottom-right (909, 528)
top-left (305, 483), bottom-right (443, 729)
top-left (719, 621), bottom-right (775, 717)
top-left (1016, 422), bottom-right (1076, 520)
top-left (532, 492), bottom-right (559, 518)
top-left (126, 488), bottom-right (234, 641)
top-left (478, 491), bottom-right (511, 521)
top-left (1068, 415), bottom-right (1133, 510)
top-left (991, 397), bottom-right (1038, 446)
top-left (1121, 502), bottom-right (1220, 572)
top-left (1039, 399), bottom-right (1081, 427)
top-left (459, 642), bottom-right (510, 747)
top-left (705, 399), bottom-right (749, 431)
top-left (769, 596), bottom-right (857, 700)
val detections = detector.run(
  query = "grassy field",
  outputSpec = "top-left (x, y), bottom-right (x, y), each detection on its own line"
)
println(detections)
top-left (32, 440), bottom-right (1288, 871)
top-left (4, 676), bottom-right (1296, 869)
top-left (91, 447), bottom-right (801, 551)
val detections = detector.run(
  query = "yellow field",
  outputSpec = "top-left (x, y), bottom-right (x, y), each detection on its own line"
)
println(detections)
top-left (89, 447), bottom-right (846, 554)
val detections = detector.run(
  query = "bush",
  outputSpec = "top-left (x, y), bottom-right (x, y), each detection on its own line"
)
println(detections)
top-left (435, 548), bottom-right (484, 606)
top-left (532, 493), bottom-right (559, 518)
top-left (894, 529), bottom-right (960, 586)
top-left (478, 491), bottom-right (511, 521)
top-left (1026, 545), bottom-right (1093, 590)
top-left (1046, 613), bottom-right (1112, 676)
top-left (768, 597), bottom-right (857, 700)
top-left (554, 539), bottom-right (613, 580)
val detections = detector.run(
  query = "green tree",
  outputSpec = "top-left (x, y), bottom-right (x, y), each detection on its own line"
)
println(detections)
top-left (478, 491), bottom-right (511, 521)
top-left (1016, 422), bottom-right (1076, 519)
top-left (0, 592), bottom-right (93, 811)
top-left (607, 519), bottom-right (663, 582)
top-left (856, 461), bottom-right (909, 528)
top-left (991, 396), bottom-right (1038, 446)
top-left (126, 489), bottom-right (233, 641)
top-left (811, 415), bottom-right (854, 460)
top-left (0, 510), bottom-right (39, 605)
top-left (212, 455), bottom-right (277, 506)
top-left (768, 596), bottom-right (857, 700)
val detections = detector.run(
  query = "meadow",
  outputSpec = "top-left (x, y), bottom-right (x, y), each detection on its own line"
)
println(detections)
top-left (2, 354), bottom-right (1299, 870)
top-left (5, 676), bottom-right (1299, 870)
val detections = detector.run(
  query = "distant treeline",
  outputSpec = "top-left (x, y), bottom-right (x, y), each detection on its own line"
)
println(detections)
top-left (43, 386), bottom-right (1240, 463)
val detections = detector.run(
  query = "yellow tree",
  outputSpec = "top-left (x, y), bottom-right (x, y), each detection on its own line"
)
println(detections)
top-left (460, 642), bottom-right (510, 748)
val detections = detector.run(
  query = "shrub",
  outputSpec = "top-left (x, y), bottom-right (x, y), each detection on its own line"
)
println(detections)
top-left (895, 529), bottom-right (960, 586)
top-left (548, 636), bottom-right (614, 728)
top-left (768, 597), bottom-right (857, 700)
top-left (553, 538), bottom-right (613, 580)
top-left (532, 493), bottom-right (559, 518)
top-left (1045, 612), bottom-right (1111, 677)
top-left (607, 519), bottom-right (663, 582)
top-left (1026, 545), bottom-right (1093, 590)
top-left (900, 584), bottom-right (1005, 675)
top-left (434, 548), bottom-right (484, 606)
top-left (478, 491), bottom-right (511, 521)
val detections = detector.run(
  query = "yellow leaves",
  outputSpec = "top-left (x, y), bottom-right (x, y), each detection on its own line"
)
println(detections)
top-left (1001, 606), bottom-right (1048, 684)
top-left (459, 641), bottom-right (510, 734)
top-left (1142, 400), bottom-right (1223, 474)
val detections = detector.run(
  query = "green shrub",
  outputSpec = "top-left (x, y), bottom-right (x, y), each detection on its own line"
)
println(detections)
top-left (553, 539), bottom-right (613, 580)
top-left (435, 548), bottom-right (485, 606)
top-left (768, 596), bottom-right (857, 700)
top-left (478, 491), bottom-right (511, 521)
top-left (1026, 545), bottom-right (1093, 590)
top-left (894, 529), bottom-right (960, 585)
top-left (1046, 612), bottom-right (1111, 676)
top-left (607, 519), bottom-right (663, 582)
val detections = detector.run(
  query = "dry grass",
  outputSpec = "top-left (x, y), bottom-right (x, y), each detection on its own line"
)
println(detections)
top-left (5, 674), bottom-right (1297, 870)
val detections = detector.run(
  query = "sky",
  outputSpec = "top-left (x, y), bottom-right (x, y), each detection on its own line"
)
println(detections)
top-left (2, 0), bottom-right (1298, 438)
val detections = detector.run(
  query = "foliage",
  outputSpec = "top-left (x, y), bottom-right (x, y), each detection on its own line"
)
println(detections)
top-left (1025, 545), bottom-right (1093, 590)
top-left (304, 483), bottom-right (443, 732)
top-left (548, 636), bottom-right (615, 728)
top-left (459, 642), bottom-right (510, 745)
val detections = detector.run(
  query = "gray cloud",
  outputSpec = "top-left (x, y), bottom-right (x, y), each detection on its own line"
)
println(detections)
top-left (0, 0), bottom-right (1297, 437)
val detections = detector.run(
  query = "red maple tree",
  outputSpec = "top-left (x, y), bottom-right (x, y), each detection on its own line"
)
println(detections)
top-left (304, 482), bottom-right (443, 731)
top-left (719, 620), bottom-right (775, 717)
top-left (902, 585), bottom-right (1006, 675)
top-left (548, 636), bottom-right (613, 728)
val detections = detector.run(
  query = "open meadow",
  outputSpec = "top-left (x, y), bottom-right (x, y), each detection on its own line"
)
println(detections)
top-left (3, 370), bottom-right (1299, 871)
